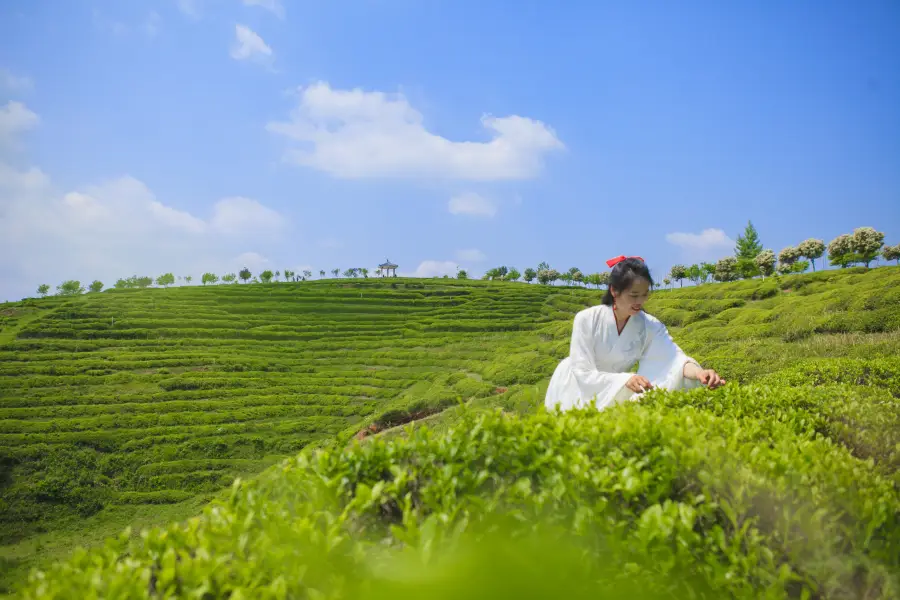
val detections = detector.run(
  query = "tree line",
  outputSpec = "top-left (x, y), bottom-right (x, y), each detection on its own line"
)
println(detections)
top-left (661, 224), bottom-right (897, 288)
top-left (31, 224), bottom-right (898, 299)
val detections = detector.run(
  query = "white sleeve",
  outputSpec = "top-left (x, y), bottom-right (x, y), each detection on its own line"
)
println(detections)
top-left (569, 309), bottom-right (634, 408)
top-left (637, 316), bottom-right (702, 392)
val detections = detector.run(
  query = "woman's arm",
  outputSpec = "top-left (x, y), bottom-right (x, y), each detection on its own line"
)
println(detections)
top-left (683, 360), bottom-right (725, 389)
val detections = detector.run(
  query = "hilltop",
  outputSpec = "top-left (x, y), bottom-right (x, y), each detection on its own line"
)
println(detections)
top-left (3, 267), bottom-right (900, 598)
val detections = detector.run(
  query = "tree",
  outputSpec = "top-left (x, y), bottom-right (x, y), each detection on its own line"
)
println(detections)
top-left (134, 276), bottom-right (153, 288)
top-left (669, 264), bottom-right (687, 287)
top-left (332, 269), bottom-right (340, 278)
top-left (573, 270), bottom-right (584, 285)
top-left (778, 246), bottom-right (802, 272)
top-left (283, 270), bottom-right (295, 282)
top-left (56, 280), bottom-right (85, 296)
top-left (222, 273), bottom-right (237, 283)
top-left (734, 220), bottom-right (763, 279)
top-left (754, 249), bottom-right (776, 278)
top-left (89, 280), bottom-right (104, 293)
top-left (797, 238), bottom-right (825, 271)
top-left (713, 257), bottom-right (738, 282)
top-left (700, 263), bottom-right (716, 283)
top-left (662, 277), bottom-right (671, 289)
top-left (320, 270), bottom-right (325, 278)
top-left (239, 268), bottom-right (252, 283)
top-left (687, 264), bottom-right (701, 286)
top-left (260, 270), bottom-right (274, 283)
top-left (523, 268), bottom-right (536, 283)
top-left (850, 226), bottom-right (884, 268)
top-left (156, 273), bottom-right (175, 288)
top-left (184, 275), bottom-right (193, 285)
top-left (597, 272), bottom-right (610, 289)
top-left (457, 269), bottom-right (468, 280)
top-left (507, 268), bottom-right (521, 282)
top-left (343, 268), bottom-right (355, 278)
top-left (303, 270), bottom-right (313, 279)
top-left (827, 234), bottom-right (855, 268)
top-left (882, 243), bottom-right (900, 265)
top-left (202, 273), bottom-right (218, 285)
top-left (37, 284), bottom-right (50, 297)
top-left (537, 261), bottom-right (550, 273)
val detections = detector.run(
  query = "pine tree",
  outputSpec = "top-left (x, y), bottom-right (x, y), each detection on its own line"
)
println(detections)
top-left (734, 220), bottom-right (763, 278)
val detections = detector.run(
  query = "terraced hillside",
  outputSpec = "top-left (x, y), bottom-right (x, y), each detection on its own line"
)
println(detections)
top-left (4, 267), bottom-right (900, 598)
top-left (0, 278), bottom-right (594, 588)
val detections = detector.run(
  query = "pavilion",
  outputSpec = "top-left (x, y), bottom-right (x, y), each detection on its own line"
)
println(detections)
top-left (378, 259), bottom-right (398, 277)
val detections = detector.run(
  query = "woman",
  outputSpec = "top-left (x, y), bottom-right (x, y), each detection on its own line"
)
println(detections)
top-left (544, 256), bottom-right (725, 412)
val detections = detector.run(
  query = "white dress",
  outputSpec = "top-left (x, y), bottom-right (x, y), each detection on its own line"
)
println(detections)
top-left (544, 304), bottom-right (702, 412)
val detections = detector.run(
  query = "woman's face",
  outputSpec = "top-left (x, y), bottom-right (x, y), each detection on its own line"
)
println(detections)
top-left (612, 277), bottom-right (651, 315)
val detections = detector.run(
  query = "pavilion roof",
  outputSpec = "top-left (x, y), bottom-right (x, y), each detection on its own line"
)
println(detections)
top-left (379, 260), bottom-right (398, 268)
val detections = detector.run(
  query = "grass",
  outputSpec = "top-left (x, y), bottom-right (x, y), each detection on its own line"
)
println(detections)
top-left (2, 266), bottom-right (899, 597)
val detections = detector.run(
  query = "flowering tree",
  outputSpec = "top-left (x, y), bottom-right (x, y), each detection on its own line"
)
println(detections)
top-left (714, 257), bottom-right (738, 282)
top-left (882, 243), bottom-right (900, 265)
top-left (754, 250), bottom-right (776, 278)
top-left (850, 227), bottom-right (884, 268)
top-left (827, 234), bottom-right (854, 268)
top-left (797, 238), bottom-right (825, 271)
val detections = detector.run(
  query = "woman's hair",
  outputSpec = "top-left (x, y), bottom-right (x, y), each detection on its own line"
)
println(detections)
top-left (601, 258), bottom-right (654, 306)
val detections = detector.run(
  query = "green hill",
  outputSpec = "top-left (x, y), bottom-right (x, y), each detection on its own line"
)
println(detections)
top-left (3, 268), bottom-right (899, 598)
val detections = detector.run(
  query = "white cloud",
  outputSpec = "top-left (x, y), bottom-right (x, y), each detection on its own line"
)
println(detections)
top-left (144, 12), bottom-right (162, 37)
top-left (405, 260), bottom-right (458, 278)
top-left (234, 252), bottom-right (270, 272)
top-left (448, 192), bottom-right (497, 218)
top-left (0, 69), bottom-right (33, 93)
top-left (0, 162), bottom-right (288, 302)
top-left (230, 24), bottom-right (273, 63)
top-left (176, 0), bottom-right (202, 18)
top-left (665, 228), bottom-right (735, 251)
top-left (0, 101), bottom-right (39, 150)
top-left (457, 248), bottom-right (486, 262)
top-left (210, 196), bottom-right (285, 234)
top-left (266, 81), bottom-right (564, 180)
top-left (243, 0), bottom-right (285, 19)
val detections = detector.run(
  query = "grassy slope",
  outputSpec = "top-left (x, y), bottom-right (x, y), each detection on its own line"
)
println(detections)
top-left (2, 267), bottom-right (899, 596)
top-left (0, 277), bottom-right (595, 592)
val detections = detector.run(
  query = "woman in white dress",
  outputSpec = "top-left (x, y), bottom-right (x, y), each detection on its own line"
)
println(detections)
top-left (545, 256), bottom-right (725, 412)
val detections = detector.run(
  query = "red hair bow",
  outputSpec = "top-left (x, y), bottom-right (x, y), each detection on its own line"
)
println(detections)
top-left (606, 255), bottom-right (644, 268)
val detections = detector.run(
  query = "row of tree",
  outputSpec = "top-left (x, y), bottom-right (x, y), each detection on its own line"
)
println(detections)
top-left (32, 225), bottom-right (898, 299)
top-left (663, 224), bottom-right (897, 287)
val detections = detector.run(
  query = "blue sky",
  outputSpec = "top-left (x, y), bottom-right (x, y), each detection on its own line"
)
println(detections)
top-left (1, 0), bottom-right (898, 301)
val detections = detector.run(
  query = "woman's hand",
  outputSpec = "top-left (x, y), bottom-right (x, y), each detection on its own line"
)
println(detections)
top-left (697, 369), bottom-right (725, 389)
top-left (625, 374), bottom-right (653, 394)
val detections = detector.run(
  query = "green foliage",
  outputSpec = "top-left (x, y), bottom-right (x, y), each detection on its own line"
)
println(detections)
top-left (55, 280), bottom-right (85, 296)
top-left (18, 397), bottom-right (900, 599)
top-left (713, 257), bottom-right (738, 282)
top-left (883, 243), bottom-right (900, 265)
top-left (668, 264), bottom-right (687, 286)
top-left (828, 233), bottom-right (854, 268)
top-left (238, 268), bottom-right (251, 283)
top-left (88, 281), bottom-right (104, 294)
top-left (36, 284), bottom-right (49, 297)
top-left (734, 220), bottom-right (763, 278)
top-left (753, 249), bottom-right (775, 277)
top-left (201, 272), bottom-right (218, 285)
top-left (523, 267), bottom-right (536, 283)
top-left (5, 267), bottom-right (900, 597)
top-left (155, 273), bottom-right (175, 288)
top-left (456, 269), bottom-right (468, 280)
top-left (259, 270), bottom-right (274, 283)
top-left (851, 226), bottom-right (885, 268)
top-left (797, 238), bottom-right (825, 271)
